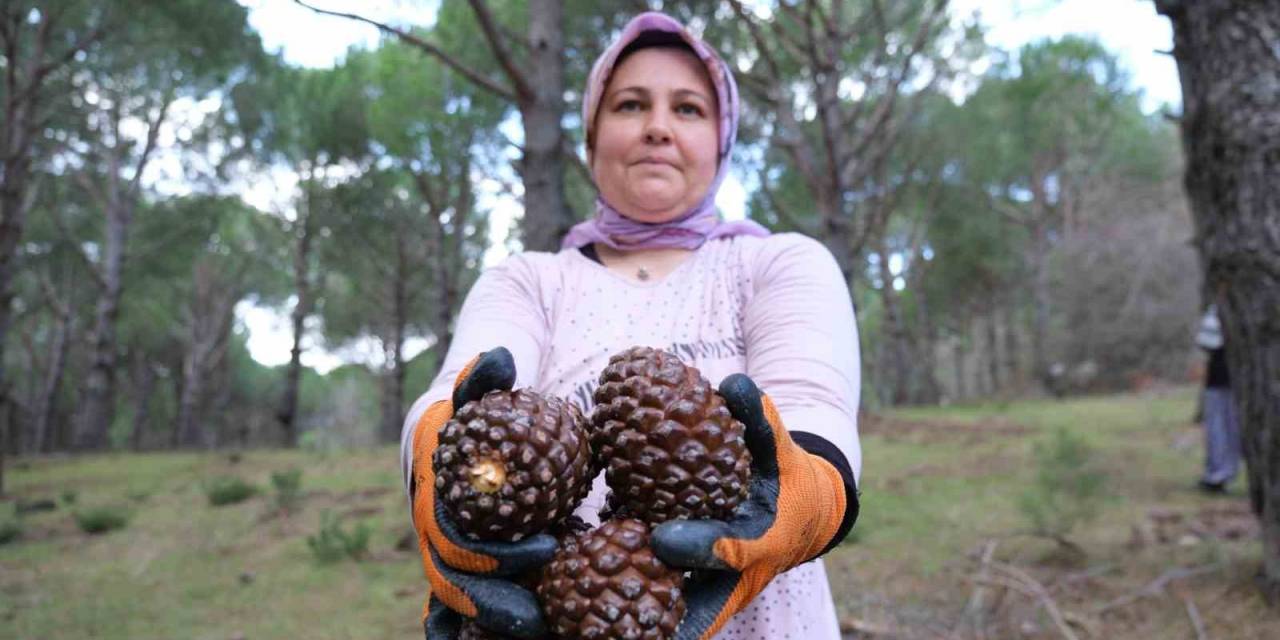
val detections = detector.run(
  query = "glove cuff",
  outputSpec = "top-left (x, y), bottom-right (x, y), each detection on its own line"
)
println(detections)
top-left (792, 431), bottom-right (860, 557)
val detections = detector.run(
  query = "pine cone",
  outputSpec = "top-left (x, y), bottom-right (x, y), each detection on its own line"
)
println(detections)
top-left (539, 519), bottom-right (685, 640)
top-left (591, 347), bottom-right (751, 524)
top-left (435, 389), bottom-right (595, 541)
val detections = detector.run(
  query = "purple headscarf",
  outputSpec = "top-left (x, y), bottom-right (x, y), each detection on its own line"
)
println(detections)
top-left (560, 12), bottom-right (769, 251)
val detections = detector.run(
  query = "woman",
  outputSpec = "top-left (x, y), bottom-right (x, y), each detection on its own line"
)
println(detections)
top-left (402, 12), bottom-right (861, 640)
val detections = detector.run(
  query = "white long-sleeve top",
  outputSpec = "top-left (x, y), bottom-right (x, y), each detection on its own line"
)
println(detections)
top-left (401, 232), bottom-right (861, 640)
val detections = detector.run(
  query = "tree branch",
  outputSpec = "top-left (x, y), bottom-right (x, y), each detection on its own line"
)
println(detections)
top-left (1182, 595), bottom-right (1208, 640)
top-left (10, 6), bottom-right (107, 113)
top-left (757, 166), bottom-right (814, 235)
top-left (1094, 563), bottom-right (1223, 614)
top-left (726, 0), bottom-right (783, 83)
top-left (465, 0), bottom-right (532, 102)
top-left (36, 269), bottom-right (71, 319)
top-left (48, 202), bottom-right (107, 290)
top-left (128, 90), bottom-right (175, 197)
top-left (988, 561), bottom-right (1084, 640)
top-left (563, 138), bottom-right (591, 185)
top-left (31, 24), bottom-right (106, 89)
top-left (0, 7), bottom-right (15, 48)
top-left (839, 0), bottom-right (947, 185)
top-left (411, 170), bottom-right (443, 214)
top-left (291, 0), bottom-right (516, 102)
top-left (766, 3), bottom-right (812, 63)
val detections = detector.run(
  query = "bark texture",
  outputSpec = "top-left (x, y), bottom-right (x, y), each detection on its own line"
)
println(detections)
top-left (277, 174), bottom-right (319, 448)
top-left (71, 89), bottom-right (170, 450)
top-left (74, 196), bottom-right (129, 450)
top-left (1156, 0), bottom-right (1280, 600)
top-left (518, 0), bottom-right (574, 251)
top-left (178, 261), bottom-right (240, 448)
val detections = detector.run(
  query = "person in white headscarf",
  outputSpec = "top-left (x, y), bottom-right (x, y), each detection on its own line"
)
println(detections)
top-left (399, 12), bottom-right (860, 640)
top-left (1195, 304), bottom-right (1239, 493)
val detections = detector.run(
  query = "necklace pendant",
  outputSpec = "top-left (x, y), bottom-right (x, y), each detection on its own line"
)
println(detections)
top-left (636, 267), bottom-right (651, 281)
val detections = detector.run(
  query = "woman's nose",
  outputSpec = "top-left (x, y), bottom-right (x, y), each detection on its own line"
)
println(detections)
top-left (643, 112), bottom-right (672, 144)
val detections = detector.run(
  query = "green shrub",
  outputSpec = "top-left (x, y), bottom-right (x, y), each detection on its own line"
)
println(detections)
top-left (0, 513), bottom-right (21, 544)
top-left (1018, 429), bottom-right (1106, 550)
top-left (74, 505), bottom-right (130, 534)
top-left (307, 511), bottom-right (371, 563)
top-left (60, 489), bottom-right (78, 506)
top-left (205, 476), bottom-right (258, 507)
top-left (16, 498), bottom-right (57, 514)
top-left (270, 469), bottom-right (303, 513)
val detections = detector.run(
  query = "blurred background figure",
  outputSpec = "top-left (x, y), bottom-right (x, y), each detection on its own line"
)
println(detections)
top-left (1195, 304), bottom-right (1239, 493)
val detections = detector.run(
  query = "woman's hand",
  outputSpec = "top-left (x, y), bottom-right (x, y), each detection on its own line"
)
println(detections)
top-left (651, 373), bottom-right (860, 640)
top-left (409, 348), bottom-right (556, 639)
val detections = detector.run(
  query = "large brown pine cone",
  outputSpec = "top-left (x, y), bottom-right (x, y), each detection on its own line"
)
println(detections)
top-left (591, 347), bottom-right (751, 524)
top-left (538, 519), bottom-right (685, 640)
top-left (456, 517), bottom-right (593, 640)
top-left (434, 389), bottom-right (595, 542)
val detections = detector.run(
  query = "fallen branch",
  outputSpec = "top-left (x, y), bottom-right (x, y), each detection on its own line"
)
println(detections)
top-left (971, 570), bottom-right (1081, 640)
top-left (1182, 595), bottom-right (1209, 640)
top-left (1052, 563), bottom-right (1119, 592)
top-left (1094, 563), bottom-right (1224, 614)
top-left (954, 539), bottom-right (998, 638)
top-left (1061, 611), bottom-right (1101, 639)
top-left (992, 561), bottom-right (1097, 639)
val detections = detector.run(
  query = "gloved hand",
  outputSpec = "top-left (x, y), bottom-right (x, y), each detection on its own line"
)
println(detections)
top-left (652, 373), bottom-right (859, 640)
top-left (409, 348), bottom-right (556, 639)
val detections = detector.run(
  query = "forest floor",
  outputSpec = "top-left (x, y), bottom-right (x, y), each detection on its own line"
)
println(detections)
top-left (3, 387), bottom-right (1279, 639)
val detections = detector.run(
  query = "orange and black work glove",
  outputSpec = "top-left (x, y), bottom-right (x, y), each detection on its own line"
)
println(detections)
top-left (409, 348), bottom-right (557, 639)
top-left (651, 373), bottom-right (860, 640)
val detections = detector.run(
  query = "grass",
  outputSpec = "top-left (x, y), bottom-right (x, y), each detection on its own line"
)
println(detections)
top-left (830, 386), bottom-right (1280, 638)
top-left (1, 449), bottom-right (420, 639)
top-left (2, 387), bottom-right (1278, 638)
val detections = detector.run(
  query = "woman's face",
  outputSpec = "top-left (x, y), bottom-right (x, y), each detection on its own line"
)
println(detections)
top-left (591, 46), bottom-right (720, 224)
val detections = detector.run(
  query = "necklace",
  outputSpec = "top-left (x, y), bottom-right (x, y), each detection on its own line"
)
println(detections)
top-left (636, 266), bottom-right (651, 281)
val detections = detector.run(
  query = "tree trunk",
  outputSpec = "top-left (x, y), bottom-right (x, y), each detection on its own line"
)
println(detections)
top-left (1002, 299), bottom-right (1020, 389)
top-left (131, 361), bottom-right (158, 451)
top-left (986, 310), bottom-right (1002, 395)
top-left (176, 352), bottom-right (204, 448)
top-left (0, 3), bottom-right (103, 484)
top-left (0, 175), bottom-right (33, 490)
top-left (169, 353), bottom-right (185, 449)
top-left (519, 0), bottom-right (573, 252)
top-left (32, 312), bottom-right (71, 453)
top-left (1028, 222), bottom-right (1052, 381)
top-left (1157, 0), bottom-right (1280, 601)
top-left (381, 238), bottom-right (409, 444)
top-left (208, 335), bottom-right (235, 450)
top-left (952, 332), bottom-right (967, 401)
top-left (380, 345), bottom-right (407, 444)
top-left (182, 260), bottom-right (241, 449)
top-left (882, 288), bottom-right (914, 404)
top-left (179, 273), bottom-right (239, 450)
top-left (278, 174), bottom-right (318, 447)
top-left (70, 83), bottom-right (169, 451)
top-left (74, 194), bottom-right (132, 450)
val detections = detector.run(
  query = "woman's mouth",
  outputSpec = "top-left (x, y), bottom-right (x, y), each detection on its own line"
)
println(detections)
top-left (635, 157), bottom-right (677, 169)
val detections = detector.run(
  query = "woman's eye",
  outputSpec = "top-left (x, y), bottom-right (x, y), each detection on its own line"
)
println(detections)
top-left (616, 99), bottom-right (643, 112)
top-left (676, 103), bottom-right (704, 117)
